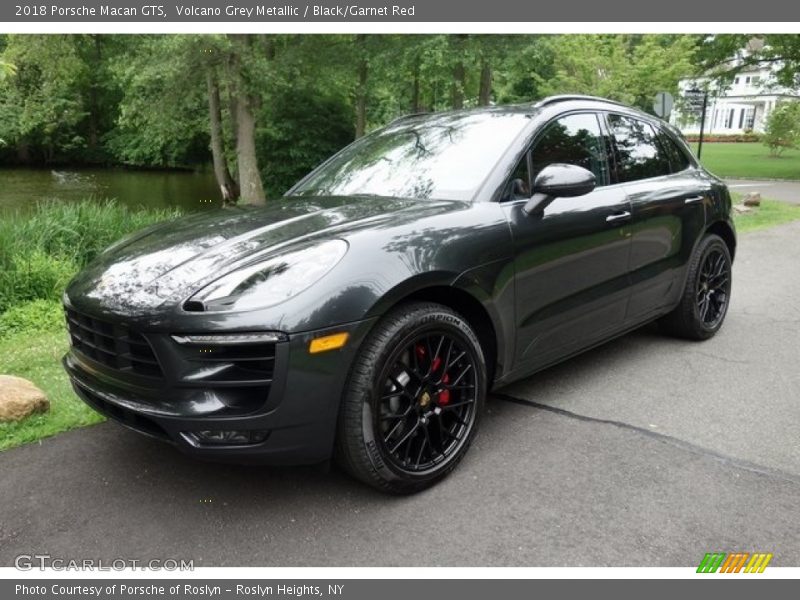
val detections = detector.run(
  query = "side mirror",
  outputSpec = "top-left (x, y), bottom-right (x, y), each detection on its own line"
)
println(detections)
top-left (523, 163), bottom-right (597, 216)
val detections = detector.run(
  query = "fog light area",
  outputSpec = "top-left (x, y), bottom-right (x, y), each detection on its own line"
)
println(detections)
top-left (185, 430), bottom-right (270, 445)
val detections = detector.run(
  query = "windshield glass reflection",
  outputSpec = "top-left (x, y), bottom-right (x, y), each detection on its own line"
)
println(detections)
top-left (290, 112), bottom-right (529, 201)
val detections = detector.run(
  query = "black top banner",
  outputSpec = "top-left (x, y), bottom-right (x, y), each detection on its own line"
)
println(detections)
top-left (3, 0), bottom-right (800, 22)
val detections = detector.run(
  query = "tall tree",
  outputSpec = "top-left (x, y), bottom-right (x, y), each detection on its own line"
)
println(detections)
top-left (354, 34), bottom-right (369, 138)
top-left (0, 35), bottom-right (91, 163)
top-left (536, 35), bottom-right (696, 110)
top-left (227, 35), bottom-right (266, 206)
top-left (694, 35), bottom-right (800, 89)
top-left (478, 60), bottom-right (492, 106)
top-left (206, 68), bottom-right (237, 203)
top-left (450, 34), bottom-right (468, 109)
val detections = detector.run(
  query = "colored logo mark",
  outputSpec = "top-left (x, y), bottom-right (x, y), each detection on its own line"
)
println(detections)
top-left (697, 552), bottom-right (773, 573)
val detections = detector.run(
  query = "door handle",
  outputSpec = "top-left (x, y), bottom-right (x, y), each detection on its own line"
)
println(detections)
top-left (606, 211), bottom-right (631, 224)
top-left (685, 195), bottom-right (705, 205)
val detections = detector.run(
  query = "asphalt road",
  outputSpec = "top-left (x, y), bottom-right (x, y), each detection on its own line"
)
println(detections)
top-left (725, 178), bottom-right (800, 204)
top-left (2, 223), bottom-right (800, 567)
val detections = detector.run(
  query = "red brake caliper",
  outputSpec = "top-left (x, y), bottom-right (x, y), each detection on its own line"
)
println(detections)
top-left (430, 355), bottom-right (450, 405)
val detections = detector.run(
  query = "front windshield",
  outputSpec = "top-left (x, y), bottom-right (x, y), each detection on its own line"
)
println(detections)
top-left (289, 112), bottom-right (529, 202)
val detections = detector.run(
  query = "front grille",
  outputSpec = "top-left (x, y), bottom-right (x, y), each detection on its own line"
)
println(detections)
top-left (65, 308), bottom-right (163, 379)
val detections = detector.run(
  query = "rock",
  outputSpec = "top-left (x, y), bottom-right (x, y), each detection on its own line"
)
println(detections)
top-left (0, 375), bottom-right (49, 422)
top-left (743, 192), bottom-right (761, 207)
top-left (733, 204), bottom-right (752, 214)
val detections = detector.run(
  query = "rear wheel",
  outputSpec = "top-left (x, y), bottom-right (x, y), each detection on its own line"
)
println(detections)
top-left (660, 234), bottom-right (732, 340)
top-left (335, 302), bottom-right (486, 494)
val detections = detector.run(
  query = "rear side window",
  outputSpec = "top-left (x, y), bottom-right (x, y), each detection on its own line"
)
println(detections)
top-left (530, 113), bottom-right (611, 186)
top-left (656, 129), bottom-right (691, 173)
top-left (607, 114), bottom-right (672, 182)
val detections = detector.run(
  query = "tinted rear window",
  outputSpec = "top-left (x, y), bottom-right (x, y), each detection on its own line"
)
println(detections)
top-left (608, 114), bottom-right (672, 182)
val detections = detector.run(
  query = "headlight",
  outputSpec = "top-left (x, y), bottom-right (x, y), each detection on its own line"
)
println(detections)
top-left (185, 239), bottom-right (348, 312)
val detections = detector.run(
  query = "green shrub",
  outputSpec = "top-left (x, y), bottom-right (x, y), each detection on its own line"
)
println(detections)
top-left (0, 251), bottom-right (77, 313)
top-left (684, 133), bottom-right (762, 143)
top-left (0, 199), bottom-right (181, 312)
top-left (0, 299), bottom-right (64, 337)
top-left (763, 102), bottom-right (800, 157)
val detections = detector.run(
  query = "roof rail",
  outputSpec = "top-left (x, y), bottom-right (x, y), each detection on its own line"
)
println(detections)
top-left (532, 95), bottom-right (628, 109)
top-left (390, 110), bottom-right (432, 124)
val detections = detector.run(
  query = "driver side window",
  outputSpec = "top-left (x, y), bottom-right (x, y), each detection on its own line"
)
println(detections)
top-left (501, 112), bottom-right (610, 202)
top-left (531, 113), bottom-right (610, 187)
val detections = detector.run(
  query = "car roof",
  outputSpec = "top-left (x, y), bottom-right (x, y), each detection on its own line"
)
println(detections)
top-left (393, 95), bottom-right (660, 125)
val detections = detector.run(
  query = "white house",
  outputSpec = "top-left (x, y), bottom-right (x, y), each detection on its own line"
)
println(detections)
top-left (672, 53), bottom-right (799, 135)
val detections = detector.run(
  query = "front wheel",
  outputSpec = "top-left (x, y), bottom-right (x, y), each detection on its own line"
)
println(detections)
top-left (660, 233), bottom-right (732, 340)
top-left (335, 302), bottom-right (487, 494)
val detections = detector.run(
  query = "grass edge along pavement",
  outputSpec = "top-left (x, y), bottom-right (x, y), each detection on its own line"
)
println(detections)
top-left (2, 195), bottom-right (800, 451)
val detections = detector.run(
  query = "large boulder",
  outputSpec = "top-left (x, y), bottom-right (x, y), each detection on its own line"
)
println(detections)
top-left (743, 191), bottom-right (762, 207)
top-left (0, 375), bottom-right (50, 422)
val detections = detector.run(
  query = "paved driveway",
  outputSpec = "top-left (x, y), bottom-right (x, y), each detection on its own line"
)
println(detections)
top-left (725, 178), bottom-right (800, 204)
top-left (1, 223), bottom-right (799, 568)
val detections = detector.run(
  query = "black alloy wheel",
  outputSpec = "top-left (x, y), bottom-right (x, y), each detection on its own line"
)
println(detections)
top-left (376, 330), bottom-right (479, 474)
top-left (695, 247), bottom-right (731, 328)
top-left (660, 233), bottom-right (733, 340)
top-left (335, 302), bottom-right (486, 493)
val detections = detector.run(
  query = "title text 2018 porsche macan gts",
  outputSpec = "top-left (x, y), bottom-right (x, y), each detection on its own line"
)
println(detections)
top-left (63, 96), bottom-right (735, 493)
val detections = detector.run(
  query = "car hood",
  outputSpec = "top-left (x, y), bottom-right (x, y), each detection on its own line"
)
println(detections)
top-left (66, 195), bottom-right (461, 318)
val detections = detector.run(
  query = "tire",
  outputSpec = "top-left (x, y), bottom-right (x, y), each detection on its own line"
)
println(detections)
top-left (660, 233), bottom-right (732, 340)
top-left (335, 302), bottom-right (487, 494)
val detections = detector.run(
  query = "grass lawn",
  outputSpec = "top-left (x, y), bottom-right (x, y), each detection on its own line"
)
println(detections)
top-left (693, 143), bottom-right (800, 180)
top-left (0, 328), bottom-right (103, 451)
top-left (731, 194), bottom-right (800, 233)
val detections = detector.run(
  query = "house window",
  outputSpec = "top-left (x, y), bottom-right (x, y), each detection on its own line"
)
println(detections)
top-left (734, 77), bottom-right (740, 84)
top-left (745, 76), bottom-right (751, 84)
top-left (726, 108), bottom-right (735, 128)
top-left (738, 109), bottom-right (745, 129)
top-left (745, 108), bottom-right (756, 130)
top-left (751, 75), bottom-right (761, 85)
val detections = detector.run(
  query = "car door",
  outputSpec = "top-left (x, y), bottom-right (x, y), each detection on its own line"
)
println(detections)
top-left (605, 113), bottom-right (709, 322)
top-left (501, 112), bottom-right (633, 374)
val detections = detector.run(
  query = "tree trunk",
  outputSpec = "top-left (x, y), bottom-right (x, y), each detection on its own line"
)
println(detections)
top-left (235, 92), bottom-right (265, 206)
top-left (411, 57), bottom-right (421, 112)
top-left (355, 35), bottom-right (368, 138)
top-left (478, 60), bottom-right (492, 106)
top-left (16, 140), bottom-right (30, 163)
top-left (228, 35), bottom-right (266, 206)
top-left (206, 70), bottom-right (238, 204)
top-left (451, 61), bottom-right (465, 109)
top-left (451, 35), bottom-right (468, 109)
top-left (87, 35), bottom-right (101, 152)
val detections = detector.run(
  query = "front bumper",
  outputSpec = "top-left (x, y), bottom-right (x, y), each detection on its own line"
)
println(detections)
top-left (63, 316), bottom-right (376, 465)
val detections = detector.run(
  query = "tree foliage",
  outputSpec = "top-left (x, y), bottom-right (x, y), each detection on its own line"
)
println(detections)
top-left (0, 34), bottom-right (702, 203)
top-left (695, 35), bottom-right (800, 89)
top-left (536, 35), bottom-right (698, 110)
top-left (763, 102), bottom-right (800, 156)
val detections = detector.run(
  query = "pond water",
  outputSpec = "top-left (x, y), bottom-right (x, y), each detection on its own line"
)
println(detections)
top-left (0, 167), bottom-right (222, 214)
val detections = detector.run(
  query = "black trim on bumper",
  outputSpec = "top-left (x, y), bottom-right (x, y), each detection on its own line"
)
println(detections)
top-left (63, 318), bottom-right (377, 465)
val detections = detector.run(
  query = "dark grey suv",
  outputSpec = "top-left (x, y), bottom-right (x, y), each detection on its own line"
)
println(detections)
top-left (63, 95), bottom-right (735, 493)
